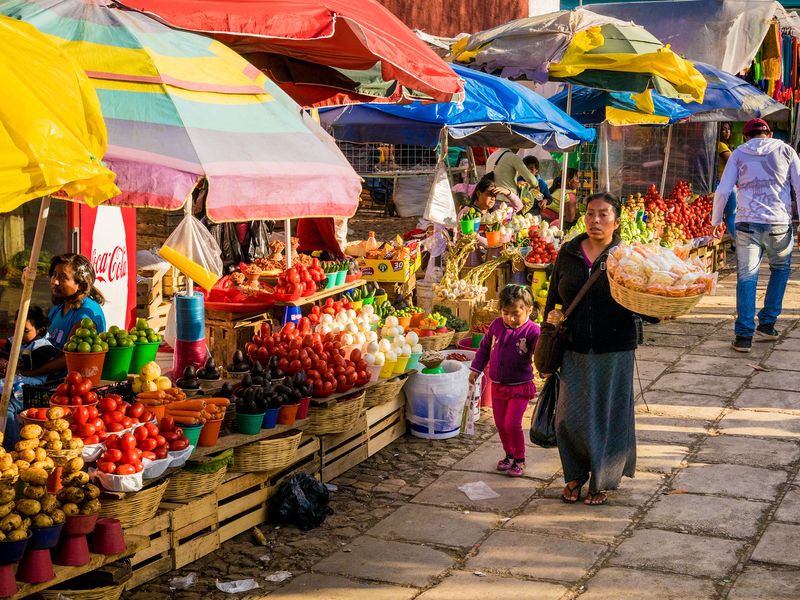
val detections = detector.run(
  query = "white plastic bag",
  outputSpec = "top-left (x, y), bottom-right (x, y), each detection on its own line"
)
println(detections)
top-left (159, 215), bottom-right (223, 291)
top-left (89, 468), bottom-right (144, 492)
top-left (81, 443), bottom-right (104, 463)
top-left (168, 445), bottom-right (194, 468)
top-left (423, 160), bottom-right (457, 226)
top-left (143, 457), bottom-right (171, 480)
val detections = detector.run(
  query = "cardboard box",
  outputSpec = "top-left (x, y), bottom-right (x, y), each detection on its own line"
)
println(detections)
top-left (358, 251), bottom-right (421, 283)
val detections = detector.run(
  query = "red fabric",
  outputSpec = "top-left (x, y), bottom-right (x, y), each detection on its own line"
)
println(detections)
top-left (116, 0), bottom-right (463, 106)
top-left (296, 218), bottom-right (345, 258)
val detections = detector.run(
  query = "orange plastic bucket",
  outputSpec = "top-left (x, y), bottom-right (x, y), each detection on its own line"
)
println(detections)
top-left (150, 405), bottom-right (166, 423)
top-left (398, 316), bottom-right (412, 331)
top-left (198, 419), bottom-right (223, 447)
top-left (64, 351), bottom-right (106, 386)
top-left (485, 230), bottom-right (502, 247)
top-left (277, 403), bottom-right (299, 425)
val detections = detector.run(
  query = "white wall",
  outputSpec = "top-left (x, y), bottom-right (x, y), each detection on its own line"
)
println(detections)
top-left (529, 0), bottom-right (560, 15)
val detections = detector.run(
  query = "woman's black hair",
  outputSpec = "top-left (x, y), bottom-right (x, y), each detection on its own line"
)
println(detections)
top-left (499, 284), bottom-right (540, 319)
top-left (551, 168), bottom-right (578, 192)
top-left (18, 306), bottom-right (48, 336)
top-left (49, 254), bottom-right (105, 306)
top-left (523, 156), bottom-right (540, 170)
top-left (585, 192), bottom-right (622, 219)
top-left (470, 172), bottom-right (495, 203)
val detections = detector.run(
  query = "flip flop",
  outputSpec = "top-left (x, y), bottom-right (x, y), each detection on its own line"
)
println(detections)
top-left (584, 491), bottom-right (608, 506)
top-left (561, 478), bottom-right (588, 503)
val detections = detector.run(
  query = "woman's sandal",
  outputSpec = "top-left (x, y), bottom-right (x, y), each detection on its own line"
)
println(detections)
top-left (561, 478), bottom-right (588, 503)
top-left (584, 491), bottom-right (608, 506)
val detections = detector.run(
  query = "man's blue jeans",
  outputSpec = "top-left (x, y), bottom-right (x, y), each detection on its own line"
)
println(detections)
top-left (735, 222), bottom-right (794, 338)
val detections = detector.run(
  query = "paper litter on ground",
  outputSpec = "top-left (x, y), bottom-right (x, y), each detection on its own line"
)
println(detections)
top-left (457, 481), bottom-right (500, 501)
top-left (215, 579), bottom-right (260, 593)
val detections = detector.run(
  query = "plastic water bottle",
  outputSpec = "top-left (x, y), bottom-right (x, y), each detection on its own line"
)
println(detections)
top-left (548, 303), bottom-right (564, 325)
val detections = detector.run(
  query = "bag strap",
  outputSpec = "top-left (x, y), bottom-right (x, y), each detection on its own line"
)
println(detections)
top-left (562, 261), bottom-right (605, 322)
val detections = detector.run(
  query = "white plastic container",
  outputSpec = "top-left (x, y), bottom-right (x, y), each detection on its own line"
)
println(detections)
top-left (441, 350), bottom-right (479, 423)
top-left (405, 361), bottom-right (469, 439)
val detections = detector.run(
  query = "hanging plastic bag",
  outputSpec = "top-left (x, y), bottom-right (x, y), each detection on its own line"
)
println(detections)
top-left (530, 373), bottom-right (558, 448)
top-left (248, 220), bottom-right (272, 260)
top-left (270, 474), bottom-right (333, 531)
top-left (423, 160), bottom-right (457, 227)
top-left (159, 215), bottom-right (223, 291)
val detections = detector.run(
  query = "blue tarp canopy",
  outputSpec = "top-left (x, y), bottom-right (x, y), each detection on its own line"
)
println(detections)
top-left (550, 87), bottom-right (691, 126)
top-left (319, 64), bottom-right (595, 150)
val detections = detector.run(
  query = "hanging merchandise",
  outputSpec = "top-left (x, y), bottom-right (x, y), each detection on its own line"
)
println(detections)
top-left (159, 215), bottom-right (224, 291)
top-left (423, 161), bottom-right (458, 227)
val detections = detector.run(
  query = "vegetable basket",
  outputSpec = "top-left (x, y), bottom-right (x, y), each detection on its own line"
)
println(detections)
top-left (163, 449), bottom-right (232, 501)
top-left (41, 583), bottom-right (126, 600)
top-left (231, 429), bottom-right (303, 472)
top-left (417, 331), bottom-right (454, 352)
top-left (608, 276), bottom-right (704, 318)
top-left (452, 330), bottom-right (471, 345)
top-left (363, 373), bottom-right (408, 409)
top-left (307, 391), bottom-right (365, 435)
top-left (99, 478), bottom-right (169, 529)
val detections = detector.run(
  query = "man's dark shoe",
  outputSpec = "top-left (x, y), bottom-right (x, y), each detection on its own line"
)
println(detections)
top-left (731, 336), bottom-right (752, 353)
top-left (755, 324), bottom-right (780, 341)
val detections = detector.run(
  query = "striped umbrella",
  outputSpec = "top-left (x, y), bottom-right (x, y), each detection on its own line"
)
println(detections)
top-left (1, 0), bottom-right (362, 221)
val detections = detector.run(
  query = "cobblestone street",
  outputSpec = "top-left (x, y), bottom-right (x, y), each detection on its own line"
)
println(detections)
top-left (127, 254), bottom-right (800, 599)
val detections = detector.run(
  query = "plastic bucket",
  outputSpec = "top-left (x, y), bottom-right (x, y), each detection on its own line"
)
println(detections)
top-left (485, 230), bottom-right (502, 247)
top-left (351, 300), bottom-right (363, 311)
top-left (64, 352), bottom-right (106, 386)
top-left (362, 297), bottom-right (375, 305)
top-left (324, 276), bottom-right (336, 289)
top-left (150, 405), bottom-right (166, 422)
top-left (197, 419), bottom-right (222, 447)
top-left (367, 364), bottom-right (383, 383)
top-left (405, 361), bottom-right (469, 440)
top-left (473, 218), bottom-right (481, 233)
top-left (471, 334), bottom-right (484, 348)
top-left (101, 346), bottom-right (133, 382)
top-left (262, 408), bottom-right (279, 429)
top-left (236, 412), bottom-right (264, 434)
top-left (393, 355), bottom-right (410, 374)
top-left (410, 312), bottom-right (424, 328)
top-left (128, 342), bottom-right (160, 375)
top-left (296, 397), bottom-right (311, 420)
top-left (406, 352), bottom-right (422, 371)
top-left (335, 271), bottom-right (347, 286)
top-left (460, 219), bottom-right (474, 235)
top-left (180, 424), bottom-right (203, 447)
top-left (277, 403), bottom-right (299, 425)
top-left (379, 359), bottom-right (396, 379)
top-left (398, 316), bottom-right (411, 331)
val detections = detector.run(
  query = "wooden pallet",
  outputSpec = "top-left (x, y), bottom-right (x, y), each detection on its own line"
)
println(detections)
top-left (161, 491), bottom-right (221, 569)
top-left (205, 312), bottom-right (275, 372)
top-left (320, 413), bottom-right (368, 482)
top-left (713, 242), bottom-right (727, 272)
top-left (126, 511), bottom-right (172, 589)
top-left (366, 393), bottom-right (406, 457)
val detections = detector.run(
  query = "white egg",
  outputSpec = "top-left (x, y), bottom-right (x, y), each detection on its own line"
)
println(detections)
top-left (395, 326), bottom-right (405, 336)
top-left (347, 309), bottom-right (357, 320)
top-left (402, 344), bottom-right (412, 356)
top-left (321, 313), bottom-right (333, 324)
top-left (386, 315), bottom-right (399, 327)
top-left (367, 331), bottom-right (378, 343)
top-left (394, 334), bottom-right (406, 346)
top-left (342, 333), bottom-right (354, 346)
top-left (379, 339), bottom-right (392, 353)
top-left (386, 350), bottom-right (397, 361)
top-left (320, 324), bottom-right (331, 334)
top-left (412, 344), bottom-right (423, 354)
top-left (406, 332), bottom-right (419, 345)
top-left (362, 304), bottom-right (374, 315)
top-left (365, 354), bottom-right (375, 365)
top-left (366, 341), bottom-right (380, 354)
top-left (346, 323), bottom-right (358, 334)
top-left (374, 353), bottom-right (385, 366)
top-left (355, 332), bottom-right (366, 344)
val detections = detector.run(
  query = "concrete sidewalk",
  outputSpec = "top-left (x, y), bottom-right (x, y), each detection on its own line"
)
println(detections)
top-left (129, 255), bottom-right (800, 599)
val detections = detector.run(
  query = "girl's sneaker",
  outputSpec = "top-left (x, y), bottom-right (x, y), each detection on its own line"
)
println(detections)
top-left (496, 455), bottom-right (513, 471)
top-left (507, 460), bottom-right (525, 477)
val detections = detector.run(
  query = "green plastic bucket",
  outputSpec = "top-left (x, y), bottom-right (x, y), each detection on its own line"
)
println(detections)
top-left (128, 341), bottom-right (160, 375)
top-left (101, 346), bottom-right (134, 381)
top-left (460, 219), bottom-right (475, 235)
top-left (334, 270), bottom-right (347, 286)
top-left (180, 424), bottom-right (203, 447)
top-left (236, 412), bottom-right (265, 434)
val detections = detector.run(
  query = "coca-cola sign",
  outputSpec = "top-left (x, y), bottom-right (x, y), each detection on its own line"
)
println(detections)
top-left (91, 245), bottom-right (128, 284)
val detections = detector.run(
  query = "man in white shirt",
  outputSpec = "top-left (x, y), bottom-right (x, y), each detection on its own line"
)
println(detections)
top-left (486, 148), bottom-right (539, 203)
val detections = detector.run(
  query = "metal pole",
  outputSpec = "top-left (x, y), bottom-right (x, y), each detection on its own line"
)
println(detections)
top-left (659, 125), bottom-right (673, 198)
top-left (284, 219), bottom-right (292, 268)
top-left (0, 198), bottom-right (51, 429)
top-left (603, 122), bottom-right (611, 192)
top-left (559, 84), bottom-right (572, 231)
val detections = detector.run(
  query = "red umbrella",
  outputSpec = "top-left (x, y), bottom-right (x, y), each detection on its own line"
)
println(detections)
top-left (116, 0), bottom-right (464, 107)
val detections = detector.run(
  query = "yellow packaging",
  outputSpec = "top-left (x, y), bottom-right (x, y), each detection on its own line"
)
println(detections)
top-left (159, 245), bottom-right (220, 291)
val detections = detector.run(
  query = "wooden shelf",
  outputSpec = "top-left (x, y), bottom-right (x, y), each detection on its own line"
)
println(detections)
top-left (309, 371), bottom-right (412, 408)
top-left (188, 419), bottom-right (309, 461)
top-left (13, 534), bottom-right (148, 599)
top-left (275, 279), bottom-right (366, 306)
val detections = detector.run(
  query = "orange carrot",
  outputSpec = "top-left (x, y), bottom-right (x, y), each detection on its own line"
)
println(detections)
top-left (140, 398), bottom-right (164, 406)
top-left (205, 397), bottom-right (230, 407)
top-left (171, 416), bottom-right (200, 425)
top-left (166, 399), bottom-right (205, 411)
top-left (136, 391), bottom-right (165, 400)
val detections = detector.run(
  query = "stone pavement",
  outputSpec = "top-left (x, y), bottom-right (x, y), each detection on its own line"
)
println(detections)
top-left (126, 254), bottom-right (800, 599)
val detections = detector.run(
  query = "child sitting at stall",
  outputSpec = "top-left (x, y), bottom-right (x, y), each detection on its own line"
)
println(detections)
top-left (0, 306), bottom-right (58, 447)
top-left (468, 285), bottom-right (540, 477)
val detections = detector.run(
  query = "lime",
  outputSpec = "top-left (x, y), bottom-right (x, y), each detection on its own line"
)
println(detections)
top-left (145, 328), bottom-right (155, 337)
top-left (75, 328), bottom-right (89, 338)
top-left (123, 339), bottom-right (134, 347)
top-left (136, 318), bottom-right (148, 330)
top-left (109, 325), bottom-right (119, 334)
top-left (65, 343), bottom-right (78, 352)
top-left (69, 336), bottom-right (82, 345)
top-left (138, 336), bottom-right (148, 344)
top-left (90, 344), bottom-right (103, 353)
top-left (147, 334), bottom-right (159, 343)
top-left (77, 342), bottom-right (91, 353)
top-left (107, 337), bottom-right (117, 348)
top-left (80, 317), bottom-right (94, 330)
top-left (100, 342), bottom-right (109, 351)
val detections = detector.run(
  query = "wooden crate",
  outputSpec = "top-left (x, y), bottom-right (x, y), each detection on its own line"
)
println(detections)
top-left (320, 413), bottom-right (368, 482)
top-left (482, 263), bottom-right (511, 300)
top-left (713, 242), bottom-right (727, 272)
top-left (437, 297), bottom-right (483, 325)
top-left (267, 434), bottom-right (321, 490)
top-left (366, 392), bottom-right (406, 457)
top-left (125, 510), bottom-right (172, 590)
top-left (161, 491), bottom-right (221, 569)
top-left (205, 312), bottom-right (275, 371)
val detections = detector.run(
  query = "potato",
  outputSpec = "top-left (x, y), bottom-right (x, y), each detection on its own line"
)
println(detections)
top-left (61, 503), bottom-right (79, 516)
top-left (45, 440), bottom-right (62, 451)
top-left (51, 419), bottom-right (69, 432)
top-left (0, 513), bottom-right (22, 532)
top-left (0, 468), bottom-right (17, 484)
top-left (0, 489), bottom-right (14, 504)
top-left (67, 439), bottom-right (84, 450)
top-left (20, 517), bottom-right (30, 530)
top-left (33, 448), bottom-right (47, 462)
top-left (59, 429), bottom-right (73, 442)
top-left (15, 499), bottom-right (41, 517)
top-left (80, 499), bottom-right (101, 515)
top-left (13, 460), bottom-right (30, 472)
top-left (17, 449), bottom-right (35, 464)
top-left (64, 457), bottom-right (84, 474)
top-left (50, 508), bottom-right (65, 524)
top-left (14, 439), bottom-right (39, 451)
top-left (0, 531), bottom-right (7, 542)
top-left (39, 495), bottom-right (58, 515)
top-left (0, 456), bottom-right (12, 471)
top-left (43, 431), bottom-right (59, 443)
top-left (62, 472), bottom-right (89, 487)
top-left (23, 485), bottom-right (46, 500)
top-left (29, 460), bottom-right (53, 472)
top-left (84, 484), bottom-right (100, 500)
top-left (46, 407), bottom-right (66, 420)
top-left (57, 486), bottom-right (84, 504)
top-left (32, 514), bottom-right (53, 527)
top-left (19, 424), bottom-right (42, 440)
top-left (7, 529), bottom-right (27, 542)
top-left (20, 467), bottom-right (48, 486)
top-left (0, 503), bottom-right (14, 519)
top-left (38, 440), bottom-right (47, 449)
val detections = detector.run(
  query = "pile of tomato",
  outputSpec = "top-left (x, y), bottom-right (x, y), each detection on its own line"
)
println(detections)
top-left (49, 372), bottom-right (98, 407)
top-left (525, 229), bottom-right (558, 265)
top-left (273, 260), bottom-right (326, 297)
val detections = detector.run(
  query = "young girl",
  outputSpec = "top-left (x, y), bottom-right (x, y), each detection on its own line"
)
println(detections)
top-left (469, 285), bottom-right (540, 477)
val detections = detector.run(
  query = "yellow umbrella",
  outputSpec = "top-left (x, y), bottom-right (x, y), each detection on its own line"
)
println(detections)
top-left (0, 15), bottom-right (119, 425)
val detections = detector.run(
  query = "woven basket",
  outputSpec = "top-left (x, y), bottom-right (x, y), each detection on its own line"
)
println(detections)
top-left (363, 374), bottom-right (408, 409)
top-left (41, 583), bottom-right (124, 600)
top-left (418, 331), bottom-right (455, 352)
top-left (231, 430), bottom-right (303, 472)
top-left (608, 276), bottom-right (703, 318)
top-left (452, 330), bottom-right (471, 344)
top-left (163, 464), bottom-right (228, 501)
top-left (307, 391), bottom-right (365, 435)
top-left (99, 478), bottom-right (169, 529)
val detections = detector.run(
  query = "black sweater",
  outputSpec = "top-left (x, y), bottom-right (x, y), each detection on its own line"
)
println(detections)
top-left (544, 234), bottom-right (638, 354)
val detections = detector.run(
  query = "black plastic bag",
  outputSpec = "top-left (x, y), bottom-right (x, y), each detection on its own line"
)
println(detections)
top-left (270, 474), bottom-right (333, 530)
top-left (530, 373), bottom-right (558, 448)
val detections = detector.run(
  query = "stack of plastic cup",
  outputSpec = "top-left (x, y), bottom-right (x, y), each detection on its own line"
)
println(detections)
top-left (173, 292), bottom-right (207, 377)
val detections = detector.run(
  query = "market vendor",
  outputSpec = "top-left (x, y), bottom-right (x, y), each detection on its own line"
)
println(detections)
top-left (547, 168), bottom-right (580, 230)
top-left (457, 173), bottom-right (522, 245)
top-left (296, 218), bottom-right (347, 260)
top-left (521, 156), bottom-right (553, 215)
top-left (486, 148), bottom-right (539, 203)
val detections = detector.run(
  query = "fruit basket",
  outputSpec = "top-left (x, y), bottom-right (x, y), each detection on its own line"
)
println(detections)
top-left (307, 391), bottom-right (365, 435)
top-left (417, 331), bottom-right (454, 352)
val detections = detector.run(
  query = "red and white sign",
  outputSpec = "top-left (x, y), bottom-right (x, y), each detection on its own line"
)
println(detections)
top-left (80, 205), bottom-right (137, 330)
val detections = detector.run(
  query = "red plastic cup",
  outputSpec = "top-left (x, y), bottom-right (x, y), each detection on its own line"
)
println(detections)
top-left (277, 403), bottom-right (299, 425)
top-left (17, 549), bottom-right (55, 584)
top-left (295, 397), bottom-right (311, 420)
top-left (90, 518), bottom-right (126, 555)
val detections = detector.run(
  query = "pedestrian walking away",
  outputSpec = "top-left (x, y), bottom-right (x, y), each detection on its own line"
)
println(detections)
top-left (712, 118), bottom-right (800, 353)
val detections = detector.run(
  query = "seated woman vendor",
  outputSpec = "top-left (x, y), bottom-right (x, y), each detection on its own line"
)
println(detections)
top-left (546, 168), bottom-right (580, 230)
top-left (457, 173), bottom-right (522, 246)
top-left (296, 218), bottom-right (347, 260)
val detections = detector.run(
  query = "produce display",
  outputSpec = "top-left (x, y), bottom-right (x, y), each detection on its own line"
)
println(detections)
top-left (431, 305), bottom-right (468, 333)
top-left (64, 318), bottom-right (104, 353)
top-left (272, 261), bottom-right (327, 297)
top-left (131, 360), bottom-right (172, 394)
top-left (607, 243), bottom-right (718, 297)
top-left (49, 372), bottom-right (99, 407)
top-left (524, 224), bottom-right (558, 265)
top-left (196, 357), bottom-right (221, 380)
top-left (98, 326), bottom-right (134, 349)
top-left (128, 318), bottom-right (162, 345)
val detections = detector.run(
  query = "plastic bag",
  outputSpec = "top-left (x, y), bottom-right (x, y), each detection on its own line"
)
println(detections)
top-left (159, 215), bottom-right (223, 291)
top-left (424, 160), bottom-right (457, 226)
top-left (530, 373), bottom-right (558, 448)
top-left (270, 474), bottom-right (333, 531)
top-left (248, 221), bottom-right (272, 260)
top-left (89, 468), bottom-right (143, 492)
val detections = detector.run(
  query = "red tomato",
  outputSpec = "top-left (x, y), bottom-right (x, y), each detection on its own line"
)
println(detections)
top-left (120, 433), bottom-right (136, 451)
top-left (154, 435), bottom-right (166, 448)
top-left (162, 431), bottom-right (179, 442)
top-left (139, 438), bottom-right (157, 452)
top-left (154, 447), bottom-right (169, 459)
top-left (98, 461), bottom-right (117, 474)
top-left (104, 448), bottom-right (123, 463)
top-left (79, 424), bottom-right (97, 438)
top-left (133, 426), bottom-right (148, 442)
top-left (120, 417), bottom-right (133, 428)
top-left (121, 450), bottom-right (140, 465)
top-left (115, 464), bottom-right (135, 475)
top-left (73, 406), bottom-right (89, 425)
top-left (98, 397), bottom-right (118, 413)
top-left (91, 417), bottom-right (104, 430)
top-left (144, 423), bottom-right (159, 438)
top-left (141, 410), bottom-right (154, 423)
top-left (159, 417), bottom-right (175, 431)
top-left (132, 461), bottom-right (144, 473)
top-left (66, 372), bottom-right (82, 385)
top-left (101, 413), bottom-right (115, 426)
top-left (174, 428), bottom-right (183, 438)
top-left (84, 391), bottom-right (98, 404)
top-left (35, 408), bottom-right (48, 420)
top-left (109, 410), bottom-right (125, 423)
top-left (128, 403), bottom-right (145, 419)
top-left (169, 438), bottom-right (189, 451)
top-left (70, 396), bottom-right (84, 406)
top-left (56, 383), bottom-right (69, 395)
top-left (87, 406), bottom-right (99, 419)
top-left (140, 451), bottom-right (156, 461)
top-left (108, 422), bottom-right (125, 433)
top-left (83, 435), bottom-right (100, 445)
top-left (105, 434), bottom-right (120, 449)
